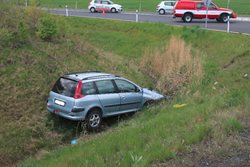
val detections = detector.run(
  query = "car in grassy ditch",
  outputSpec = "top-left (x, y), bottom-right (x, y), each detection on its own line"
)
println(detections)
top-left (88, 0), bottom-right (122, 13)
top-left (47, 71), bottom-right (164, 130)
top-left (156, 1), bottom-right (176, 15)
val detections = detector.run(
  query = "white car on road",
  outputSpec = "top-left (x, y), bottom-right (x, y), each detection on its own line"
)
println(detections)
top-left (88, 0), bottom-right (122, 13)
top-left (156, 1), bottom-right (176, 15)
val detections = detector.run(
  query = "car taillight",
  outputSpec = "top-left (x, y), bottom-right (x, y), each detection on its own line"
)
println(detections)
top-left (74, 81), bottom-right (85, 99)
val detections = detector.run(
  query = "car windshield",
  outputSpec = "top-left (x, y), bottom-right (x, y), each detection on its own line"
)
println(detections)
top-left (52, 77), bottom-right (78, 97)
top-left (108, 0), bottom-right (113, 4)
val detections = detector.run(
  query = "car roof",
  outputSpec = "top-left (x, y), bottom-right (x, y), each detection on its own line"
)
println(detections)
top-left (63, 71), bottom-right (117, 81)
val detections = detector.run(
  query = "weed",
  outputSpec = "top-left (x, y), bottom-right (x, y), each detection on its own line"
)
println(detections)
top-left (224, 118), bottom-right (243, 134)
top-left (140, 36), bottom-right (203, 96)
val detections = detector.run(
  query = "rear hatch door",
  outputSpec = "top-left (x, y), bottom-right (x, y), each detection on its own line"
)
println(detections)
top-left (48, 77), bottom-right (77, 114)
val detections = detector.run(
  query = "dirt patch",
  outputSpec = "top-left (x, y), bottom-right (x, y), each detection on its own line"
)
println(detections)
top-left (152, 131), bottom-right (250, 167)
top-left (152, 109), bottom-right (250, 167)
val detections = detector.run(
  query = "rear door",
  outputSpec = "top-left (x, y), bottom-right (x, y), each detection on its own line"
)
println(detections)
top-left (48, 77), bottom-right (76, 114)
top-left (95, 80), bottom-right (120, 114)
top-left (114, 79), bottom-right (143, 112)
top-left (101, 0), bottom-right (110, 11)
top-left (196, 2), bottom-right (206, 19)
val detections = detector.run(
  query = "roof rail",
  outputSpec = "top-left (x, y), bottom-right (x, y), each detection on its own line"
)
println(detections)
top-left (64, 71), bottom-right (102, 76)
top-left (82, 74), bottom-right (116, 80)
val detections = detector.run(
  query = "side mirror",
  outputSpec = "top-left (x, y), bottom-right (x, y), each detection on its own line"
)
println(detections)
top-left (136, 87), bottom-right (142, 92)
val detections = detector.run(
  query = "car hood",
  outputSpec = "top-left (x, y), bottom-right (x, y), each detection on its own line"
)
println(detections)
top-left (142, 88), bottom-right (164, 101)
top-left (218, 8), bottom-right (232, 12)
top-left (113, 4), bottom-right (122, 8)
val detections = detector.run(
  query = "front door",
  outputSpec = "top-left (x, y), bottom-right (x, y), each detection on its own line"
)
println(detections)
top-left (114, 79), bottom-right (143, 112)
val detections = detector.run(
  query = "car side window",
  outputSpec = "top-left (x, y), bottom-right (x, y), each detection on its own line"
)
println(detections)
top-left (102, 1), bottom-right (108, 4)
top-left (114, 79), bottom-right (137, 93)
top-left (197, 3), bottom-right (204, 9)
top-left (165, 2), bottom-right (171, 6)
top-left (95, 80), bottom-right (116, 94)
top-left (208, 3), bottom-right (216, 9)
top-left (81, 82), bottom-right (97, 95)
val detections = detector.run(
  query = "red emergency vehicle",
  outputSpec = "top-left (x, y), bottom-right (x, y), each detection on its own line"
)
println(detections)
top-left (173, 0), bottom-right (237, 23)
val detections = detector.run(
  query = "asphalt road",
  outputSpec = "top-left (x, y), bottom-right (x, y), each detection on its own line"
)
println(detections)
top-left (49, 9), bottom-right (250, 35)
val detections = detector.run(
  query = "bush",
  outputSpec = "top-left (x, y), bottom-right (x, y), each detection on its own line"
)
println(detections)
top-left (24, 6), bottom-right (42, 32)
top-left (37, 16), bottom-right (58, 41)
top-left (140, 36), bottom-right (203, 96)
top-left (0, 28), bottom-right (14, 48)
top-left (0, 5), bottom-right (30, 48)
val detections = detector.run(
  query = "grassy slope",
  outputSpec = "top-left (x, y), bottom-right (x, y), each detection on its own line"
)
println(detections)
top-left (0, 11), bottom-right (152, 165)
top-left (37, 0), bottom-right (250, 15)
top-left (18, 17), bottom-right (250, 166)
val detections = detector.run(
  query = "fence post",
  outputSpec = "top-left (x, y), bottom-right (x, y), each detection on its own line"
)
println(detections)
top-left (66, 5), bottom-right (69, 17)
top-left (227, 15), bottom-right (230, 33)
top-left (136, 10), bottom-right (138, 22)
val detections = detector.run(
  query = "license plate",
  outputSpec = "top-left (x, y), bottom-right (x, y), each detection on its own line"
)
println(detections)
top-left (54, 99), bottom-right (65, 107)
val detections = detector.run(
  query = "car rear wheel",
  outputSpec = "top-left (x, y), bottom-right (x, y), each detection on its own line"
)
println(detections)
top-left (220, 13), bottom-right (229, 23)
top-left (159, 9), bottom-right (165, 15)
top-left (111, 8), bottom-right (117, 13)
top-left (90, 7), bottom-right (96, 13)
top-left (183, 13), bottom-right (193, 23)
top-left (86, 109), bottom-right (102, 131)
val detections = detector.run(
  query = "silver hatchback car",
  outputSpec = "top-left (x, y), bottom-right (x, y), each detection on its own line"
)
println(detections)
top-left (47, 71), bottom-right (164, 130)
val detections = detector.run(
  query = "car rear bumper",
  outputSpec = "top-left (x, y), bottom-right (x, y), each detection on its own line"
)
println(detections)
top-left (47, 106), bottom-right (85, 121)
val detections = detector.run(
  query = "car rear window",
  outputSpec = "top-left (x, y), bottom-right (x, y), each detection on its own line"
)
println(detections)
top-left (52, 77), bottom-right (78, 97)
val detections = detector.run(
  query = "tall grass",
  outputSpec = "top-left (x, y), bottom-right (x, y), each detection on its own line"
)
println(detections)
top-left (140, 36), bottom-right (202, 95)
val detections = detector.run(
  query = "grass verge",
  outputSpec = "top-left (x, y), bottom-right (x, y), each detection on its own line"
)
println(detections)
top-left (0, 4), bottom-right (249, 167)
top-left (34, 0), bottom-right (250, 15)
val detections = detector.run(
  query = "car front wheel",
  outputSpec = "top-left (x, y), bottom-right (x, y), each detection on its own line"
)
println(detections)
top-left (86, 109), bottom-right (102, 131)
top-left (111, 8), bottom-right (117, 13)
top-left (216, 18), bottom-right (222, 23)
top-left (220, 13), bottom-right (229, 23)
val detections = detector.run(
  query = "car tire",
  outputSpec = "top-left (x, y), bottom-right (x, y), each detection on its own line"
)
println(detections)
top-left (159, 9), bottom-right (165, 15)
top-left (220, 13), bottom-right (229, 23)
top-left (90, 7), bottom-right (96, 13)
top-left (111, 8), bottom-right (117, 13)
top-left (183, 13), bottom-right (193, 23)
top-left (86, 109), bottom-right (102, 131)
top-left (216, 18), bottom-right (222, 23)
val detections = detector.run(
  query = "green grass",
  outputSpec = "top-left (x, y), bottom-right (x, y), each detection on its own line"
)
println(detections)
top-left (0, 4), bottom-right (250, 167)
top-left (36, 0), bottom-right (250, 15)
top-left (224, 118), bottom-right (243, 134)
top-left (19, 13), bottom-right (250, 167)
